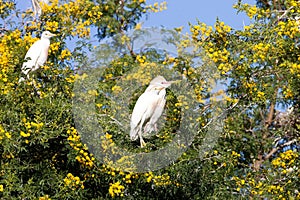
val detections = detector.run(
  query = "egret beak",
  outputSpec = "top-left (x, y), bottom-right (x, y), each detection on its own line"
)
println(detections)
top-left (50, 33), bottom-right (57, 37)
top-left (169, 80), bottom-right (181, 84)
top-left (162, 80), bottom-right (180, 87)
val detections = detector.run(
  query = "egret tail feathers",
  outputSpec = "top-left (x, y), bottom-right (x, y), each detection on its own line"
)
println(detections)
top-left (130, 126), bottom-right (139, 141)
top-left (144, 122), bottom-right (157, 134)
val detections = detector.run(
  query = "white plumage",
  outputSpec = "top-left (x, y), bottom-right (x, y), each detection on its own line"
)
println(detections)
top-left (130, 76), bottom-right (172, 147)
top-left (19, 31), bottom-right (56, 83)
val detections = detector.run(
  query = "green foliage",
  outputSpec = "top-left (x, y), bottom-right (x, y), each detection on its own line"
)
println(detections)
top-left (0, 0), bottom-right (299, 199)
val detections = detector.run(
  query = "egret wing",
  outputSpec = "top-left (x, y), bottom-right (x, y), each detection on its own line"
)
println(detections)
top-left (36, 40), bottom-right (50, 70)
top-left (131, 92), bottom-right (155, 126)
top-left (144, 90), bottom-right (166, 133)
top-left (22, 40), bottom-right (43, 74)
top-left (130, 90), bottom-right (160, 140)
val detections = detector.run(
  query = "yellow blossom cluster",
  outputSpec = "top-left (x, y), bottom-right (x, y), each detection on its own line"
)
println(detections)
top-left (0, 30), bottom-right (31, 93)
top-left (49, 41), bottom-right (60, 54)
top-left (175, 95), bottom-right (189, 111)
top-left (252, 43), bottom-right (270, 61)
top-left (190, 23), bottom-right (213, 41)
top-left (0, 0), bottom-right (15, 17)
top-left (193, 84), bottom-right (205, 103)
top-left (162, 56), bottom-right (175, 65)
top-left (283, 85), bottom-right (294, 99)
top-left (122, 172), bottom-right (139, 184)
top-left (214, 21), bottom-right (231, 35)
top-left (145, 1), bottom-right (167, 13)
top-left (105, 73), bottom-right (113, 80)
top-left (271, 150), bottom-right (298, 169)
top-left (120, 34), bottom-right (130, 45)
top-left (136, 55), bottom-right (146, 64)
top-left (67, 127), bottom-right (95, 168)
top-left (111, 85), bottom-right (123, 94)
top-left (208, 48), bottom-right (230, 63)
top-left (19, 118), bottom-right (44, 143)
top-left (45, 21), bottom-right (59, 32)
top-left (231, 151), bottom-right (241, 158)
top-left (227, 150), bottom-right (240, 165)
top-left (233, 4), bottom-right (258, 19)
top-left (125, 60), bottom-right (165, 86)
top-left (134, 23), bottom-right (142, 30)
top-left (191, 21), bottom-right (231, 74)
top-left (276, 20), bottom-right (300, 39)
top-left (290, 63), bottom-right (300, 75)
top-left (241, 78), bottom-right (265, 101)
top-left (246, 5), bottom-right (258, 19)
top-left (183, 67), bottom-right (195, 78)
top-left (238, 178), bottom-right (294, 198)
top-left (133, 0), bottom-right (146, 3)
top-left (38, 195), bottom-right (51, 200)
top-left (38, 0), bottom-right (103, 38)
top-left (65, 75), bottom-right (75, 83)
top-left (100, 133), bottom-right (116, 153)
top-left (206, 47), bottom-right (232, 75)
top-left (72, 21), bottom-right (91, 38)
top-left (59, 49), bottom-right (72, 61)
top-left (65, 73), bottom-right (88, 84)
top-left (63, 173), bottom-right (84, 190)
top-left (108, 181), bottom-right (125, 198)
top-left (233, 149), bottom-right (299, 198)
top-left (0, 124), bottom-right (11, 140)
top-left (144, 172), bottom-right (176, 186)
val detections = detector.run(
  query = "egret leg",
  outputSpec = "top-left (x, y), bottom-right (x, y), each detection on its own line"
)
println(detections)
top-left (153, 123), bottom-right (158, 132)
top-left (138, 131), bottom-right (146, 148)
top-left (140, 137), bottom-right (146, 148)
top-left (138, 116), bottom-right (147, 147)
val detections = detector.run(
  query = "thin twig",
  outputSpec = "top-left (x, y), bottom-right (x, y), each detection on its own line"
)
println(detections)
top-left (98, 114), bottom-right (124, 127)
top-left (277, 6), bottom-right (294, 21)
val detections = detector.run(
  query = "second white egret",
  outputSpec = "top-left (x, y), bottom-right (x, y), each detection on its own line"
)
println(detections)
top-left (130, 76), bottom-right (173, 147)
top-left (19, 31), bottom-right (56, 83)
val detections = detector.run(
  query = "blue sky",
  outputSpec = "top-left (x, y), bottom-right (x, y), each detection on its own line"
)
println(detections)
top-left (18, 0), bottom-right (256, 31)
top-left (143, 0), bottom-right (256, 30)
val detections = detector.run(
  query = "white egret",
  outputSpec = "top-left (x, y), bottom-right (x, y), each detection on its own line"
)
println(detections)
top-left (130, 76), bottom-right (173, 147)
top-left (19, 31), bottom-right (56, 83)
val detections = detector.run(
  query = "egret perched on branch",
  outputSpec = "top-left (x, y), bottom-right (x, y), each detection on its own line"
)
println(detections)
top-left (19, 31), bottom-right (56, 83)
top-left (130, 76), bottom-right (174, 147)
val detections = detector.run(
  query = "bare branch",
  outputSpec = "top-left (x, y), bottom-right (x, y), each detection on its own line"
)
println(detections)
top-left (253, 139), bottom-right (297, 171)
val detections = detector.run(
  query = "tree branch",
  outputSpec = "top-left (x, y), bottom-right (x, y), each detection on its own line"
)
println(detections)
top-left (253, 139), bottom-right (297, 171)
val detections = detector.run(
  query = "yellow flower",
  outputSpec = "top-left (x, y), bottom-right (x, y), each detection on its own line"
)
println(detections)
top-left (108, 181), bottom-right (125, 197)
top-left (20, 131), bottom-right (30, 137)
top-left (111, 85), bottom-right (122, 94)
top-left (135, 23), bottom-right (142, 30)
top-left (5, 132), bottom-right (11, 139)
top-left (0, 184), bottom-right (3, 192)
top-left (39, 195), bottom-right (51, 200)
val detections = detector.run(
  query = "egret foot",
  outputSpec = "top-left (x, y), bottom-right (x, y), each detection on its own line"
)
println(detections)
top-left (140, 138), bottom-right (146, 148)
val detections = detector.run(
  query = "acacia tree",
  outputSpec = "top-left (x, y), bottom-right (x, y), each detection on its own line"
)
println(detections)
top-left (189, 0), bottom-right (300, 198)
top-left (0, 0), bottom-right (168, 198)
top-left (0, 0), bottom-right (299, 199)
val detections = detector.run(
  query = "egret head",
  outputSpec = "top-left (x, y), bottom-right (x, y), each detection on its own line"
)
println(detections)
top-left (41, 31), bottom-right (56, 39)
top-left (150, 76), bottom-right (172, 89)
